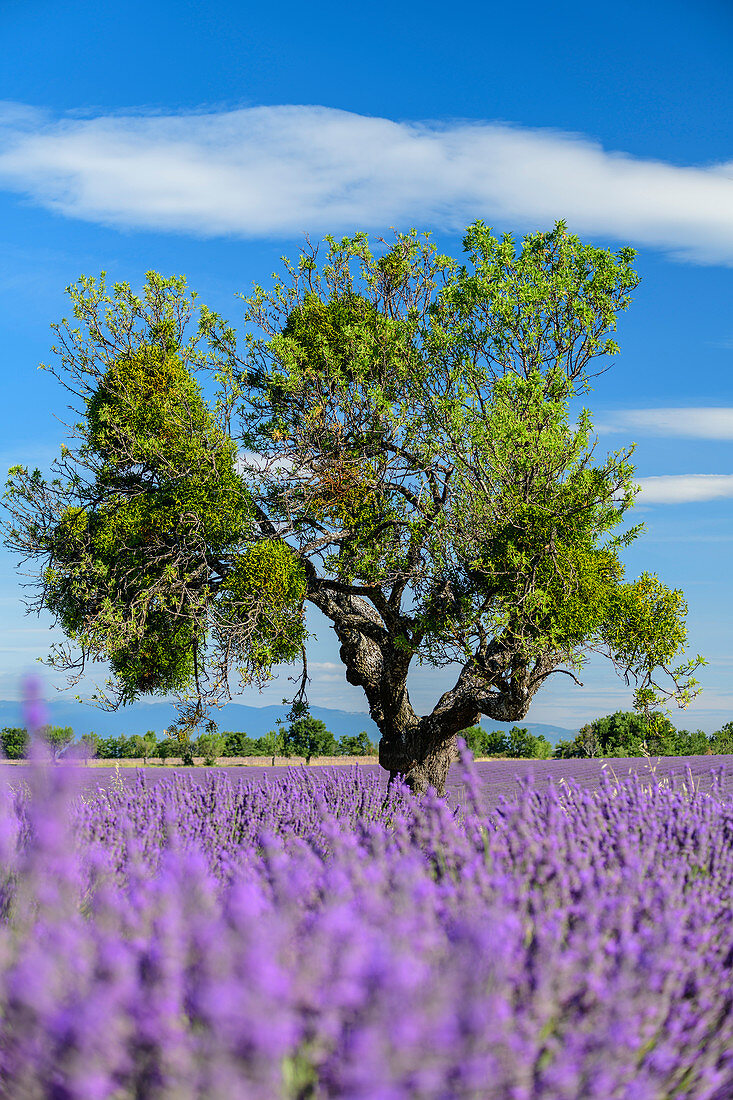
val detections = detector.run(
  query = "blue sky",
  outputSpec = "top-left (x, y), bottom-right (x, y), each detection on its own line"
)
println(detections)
top-left (0, 0), bottom-right (732, 732)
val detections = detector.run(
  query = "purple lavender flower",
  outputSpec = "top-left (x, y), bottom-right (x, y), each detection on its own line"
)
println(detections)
top-left (20, 673), bottom-right (47, 735)
top-left (0, 755), bottom-right (731, 1096)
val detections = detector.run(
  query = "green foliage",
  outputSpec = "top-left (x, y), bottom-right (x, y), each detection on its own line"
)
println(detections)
top-left (96, 733), bottom-right (152, 759)
top-left (709, 722), bottom-right (733, 755)
top-left (280, 291), bottom-right (414, 396)
top-left (335, 730), bottom-right (376, 756)
top-left (0, 234), bottom-right (705, 767)
top-left (141, 730), bottom-right (157, 763)
top-left (163, 727), bottom-right (195, 767)
top-left (258, 729), bottom-right (286, 764)
top-left (553, 738), bottom-right (578, 760)
top-left (93, 729), bottom-right (238, 763)
top-left (38, 724), bottom-right (74, 761)
top-left (219, 538), bottom-right (307, 668)
top-left (458, 724), bottom-right (551, 758)
top-left (483, 730), bottom-right (512, 756)
top-left (126, 735), bottom-right (146, 758)
top-left (220, 730), bottom-right (256, 757)
top-left (2, 272), bottom-right (310, 743)
top-left (78, 732), bottom-right (99, 761)
top-left (154, 738), bottom-right (179, 764)
top-left (43, 341), bottom-right (253, 703)
top-left (672, 729), bottom-right (710, 756)
top-left (457, 726), bottom-right (486, 755)
top-left (232, 222), bottom-right (700, 723)
top-left (86, 344), bottom-right (216, 471)
top-left (216, 730), bottom-right (282, 758)
top-left (280, 716), bottom-right (338, 764)
top-left (438, 220), bottom-right (640, 381)
top-left (0, 727), bottom-right (29, 760)
top-left (195, 732), bottom-right (225, 766)
top-left (555, 711), bottom-right (711, 758)
top-left (94, 736), bottom-right (120, 759)
top-left (506, 727), bottom-right (553, 759)
top-left (219, 727), bottom-right (373, 762)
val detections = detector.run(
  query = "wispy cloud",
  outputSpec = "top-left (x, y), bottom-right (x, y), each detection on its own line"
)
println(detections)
top-left (598, 408), bottom-right (733, 439)
top-left (1, 103), bottom-right (733, 261)
top-left (636, 474), bottom-right (733, 503)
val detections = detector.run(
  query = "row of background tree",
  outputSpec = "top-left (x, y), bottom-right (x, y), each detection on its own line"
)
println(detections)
top-left (0, 716), bottom-right (375, 766)
top-left (2, 711), bottom-right (733, 765)
top-left (463, 713), bottom-right (733, 760)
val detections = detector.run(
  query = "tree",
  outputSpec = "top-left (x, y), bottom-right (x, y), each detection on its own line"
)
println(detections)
top-left (482, 730), bottom-right (511, 756)
top-left (164, 727), bottom-right (195, 766)
top-left (281, 715), bottom-right (337, 764)
top-left (141, 729), bottom-right (157, 765)
top-left (562, 710), bottom-right (679, 758)
top-left (0, 727), bottom-right (29, 760)
top-left (127, 734), bottom-right (147, 759)
top-left (336, 730), bottom-right (376, 756)
top-left (259, 728), bottom-right (286, 767)
top-left (505, 726), bottom-right (552, 759)
top-left (1, 273), bottom-right (306, 757)
top-left (708, 722), bottom-right (733, 755)
top-left (196, 731), bottom-right (225, 765)
top-left (457, 725), bottom-right (487, 756)
top-left (154, 737), bottom-right (178, 765)
top-left (221, 730), bottom-right (258, 757)
top-left (460, 725), bottom-right (551, 758)
top-left (553, 738), bottom-right (578, 760)
top-left (95, 735), bottom-right (120, 759)
top-left (1, 226), bottom-right (704, 795)
top-left (573, 722), bottom-right (604, 758)
top-left (78, 731), bottom-right (99, 763)
top-left (672, 728), bottom-right (709, 756)
top-left (39, 724), bottom-right (74, 761)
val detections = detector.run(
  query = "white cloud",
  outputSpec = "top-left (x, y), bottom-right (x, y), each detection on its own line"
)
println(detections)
top-left (0, 102), bottom-right (733, 261)
top-left (636, 474), bottom-right (733, 503)
top-left (598, 408), bottom-right (733, 439)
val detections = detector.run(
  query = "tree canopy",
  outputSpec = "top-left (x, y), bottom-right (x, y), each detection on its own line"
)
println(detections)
top-left (1, 225), bottom-right (704, 792)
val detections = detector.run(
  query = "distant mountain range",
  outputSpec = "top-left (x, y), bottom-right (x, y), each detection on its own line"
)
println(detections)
top-left (0, 698), bottom-right (577, 746)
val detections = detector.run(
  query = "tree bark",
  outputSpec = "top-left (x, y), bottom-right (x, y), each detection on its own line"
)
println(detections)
top-left (304, 575), bottom-right (542, 797)
top-left (386, 738), bottom-right (458, 796)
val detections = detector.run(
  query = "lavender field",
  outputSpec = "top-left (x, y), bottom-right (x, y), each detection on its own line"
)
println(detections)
top-left (1, 753), bottom-right (732, 1098)
top-left (4, 752), bottom-right (733, 810)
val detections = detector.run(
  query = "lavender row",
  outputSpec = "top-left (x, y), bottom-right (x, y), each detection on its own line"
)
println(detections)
top-left (0, 754), bottom-right (732, 1098)
top-left (5, 751), bottom-right (729, 812)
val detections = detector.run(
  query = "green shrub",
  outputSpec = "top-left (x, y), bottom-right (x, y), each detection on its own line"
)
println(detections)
top-left (0, 727), bottom-right (29, 760)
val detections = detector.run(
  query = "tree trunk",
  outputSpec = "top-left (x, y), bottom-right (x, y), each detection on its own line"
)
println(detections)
top-left (305, 580), bottom-right (537, 797)
top-left (387, 735), bottom-right (458, 796)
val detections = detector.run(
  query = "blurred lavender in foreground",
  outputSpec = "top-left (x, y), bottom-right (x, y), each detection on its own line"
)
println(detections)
top-left (0, 754), bottom-right (731, 1098)
top-left (17, 672), bottom-right (58, 766)
top-left (20, 673), bottom-right (46, 737)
